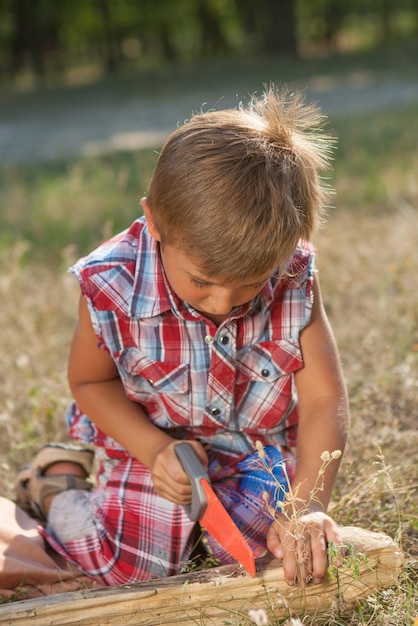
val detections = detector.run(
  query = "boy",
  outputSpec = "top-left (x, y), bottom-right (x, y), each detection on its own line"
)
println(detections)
top-left (17, 86), bottom-right (349, 587)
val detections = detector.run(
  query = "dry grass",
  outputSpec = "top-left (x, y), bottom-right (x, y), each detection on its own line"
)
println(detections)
top-left (0, 243), bottom-right (80, 475)
top-left (1, 210), bottom-right (416, 624)
top-left (311, 209), bottom-right (418, 625)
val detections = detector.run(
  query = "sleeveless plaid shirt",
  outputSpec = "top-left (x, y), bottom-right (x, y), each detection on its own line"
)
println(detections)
top-left (67, 217), bottom-right (314, 464)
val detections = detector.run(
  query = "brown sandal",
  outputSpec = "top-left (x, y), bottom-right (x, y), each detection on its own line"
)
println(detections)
top-left (15, 443), bottom-right (94, 521)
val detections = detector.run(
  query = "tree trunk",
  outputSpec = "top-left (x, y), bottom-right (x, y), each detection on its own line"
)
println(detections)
top-left (379, 0), bottom-right (393, 43)
top-left (10, 0), bottom-right (44, 78)
top-left (262, 0), bottom-right (297, 56)
top-left (197, 0), bottom-right (228, 57)
top-left (323, 0), bottom-right (345, 51)
top-left (96, 0), bottom-right (120, 73)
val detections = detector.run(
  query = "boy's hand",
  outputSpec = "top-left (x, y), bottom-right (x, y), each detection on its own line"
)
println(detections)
top-left (150, 440), bottom-right (208, 505)
top-left (267, 510), bottom-right (345, 586)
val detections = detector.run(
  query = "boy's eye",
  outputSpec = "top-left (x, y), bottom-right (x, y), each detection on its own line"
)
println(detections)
top-left (190, 277), bottom-right (267, 290)
top-left (191, 278), bottom-right (211, 289)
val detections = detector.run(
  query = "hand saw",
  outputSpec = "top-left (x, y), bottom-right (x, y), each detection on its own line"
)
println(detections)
top-left (175, 442), bottom-right (256, 576)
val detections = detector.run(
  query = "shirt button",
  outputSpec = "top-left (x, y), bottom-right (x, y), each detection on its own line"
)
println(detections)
top-left (148, 379), bottom-right (154, 386)
top-left (205, 335), bottom-right (214, 344)
top-left (261, 369), bottom-right (270, 378)
top-left (209, 407), bottom-right (221, 417)
top-left (219, 335), bottom-right (229, 345)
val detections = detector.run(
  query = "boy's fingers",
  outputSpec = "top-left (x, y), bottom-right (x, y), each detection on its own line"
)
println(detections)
top-left (152, 475), bottom-right (192, 504)
top-left (310, 529), bottom-right (328, 583)
top-left (266, 523), bottom-right (283, 560)
top-left (280, 531), bottom-right (298, 585)
top-left (283, 520), bottom-right (324, 585)
top-left (298, 540), bottom-right (315, 585)
top-left (151, 452), bottom-right (194, 503)
top-left (268, 520), bottom-right (314, 586)
top-left (269, 514), bottom-right (345, 586)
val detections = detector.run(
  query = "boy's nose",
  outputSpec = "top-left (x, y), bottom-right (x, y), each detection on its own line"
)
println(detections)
top-left (209, 287), bottom-right (236, 315)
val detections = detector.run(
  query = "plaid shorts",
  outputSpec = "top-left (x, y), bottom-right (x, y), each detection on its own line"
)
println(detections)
top-left (43, 446), bottom-right (294, 585)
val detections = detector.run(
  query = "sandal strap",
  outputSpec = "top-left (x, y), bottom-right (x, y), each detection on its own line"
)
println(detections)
top-left (31, 471), bottom-right (93, 521)
top-left (31, 443), bottom-right (94, 476)
top-left (15, 443), bottom-right (94, 521)
top-left (15, 464), bottom-right (31, 504)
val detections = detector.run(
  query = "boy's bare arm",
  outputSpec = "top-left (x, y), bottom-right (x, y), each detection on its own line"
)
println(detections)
top-left (68, 295), bottom-right (207, 504)
top-left (267, 273), bottom-right (349, 584)
top-left (291, 273), bottom-right (349, 507)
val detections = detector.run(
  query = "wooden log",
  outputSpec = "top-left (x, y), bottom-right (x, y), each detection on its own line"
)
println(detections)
top-left (0, 527), bottom-right (403, 625)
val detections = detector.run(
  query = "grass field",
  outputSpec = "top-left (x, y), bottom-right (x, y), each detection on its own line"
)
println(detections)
top-left (0, 48), bottom-right (417, 623)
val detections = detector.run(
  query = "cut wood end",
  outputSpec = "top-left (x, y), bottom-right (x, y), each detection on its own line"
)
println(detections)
top-left (338, 525), bottom-right (400, 552)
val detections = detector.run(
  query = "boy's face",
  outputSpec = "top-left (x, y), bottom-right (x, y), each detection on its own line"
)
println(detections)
top-left (159, 245), bottom-right (272, 325)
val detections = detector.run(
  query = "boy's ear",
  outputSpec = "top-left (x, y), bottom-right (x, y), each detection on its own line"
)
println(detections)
top-left (140, 197), bottom-right (161, 241)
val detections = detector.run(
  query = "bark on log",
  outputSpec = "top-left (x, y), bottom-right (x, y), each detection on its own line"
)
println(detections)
top-left (0, 526), bottom-right (403, 625)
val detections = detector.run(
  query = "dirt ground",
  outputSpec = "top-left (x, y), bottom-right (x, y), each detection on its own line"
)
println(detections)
top-left (1, 75), bottom-right (418, 165)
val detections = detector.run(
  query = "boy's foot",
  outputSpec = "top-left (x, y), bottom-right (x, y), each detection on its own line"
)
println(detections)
top-left (15, 443), bottom-right (94, 522)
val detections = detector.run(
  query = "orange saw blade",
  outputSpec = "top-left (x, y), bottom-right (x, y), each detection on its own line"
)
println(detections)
top-left (199, 478), bottom-right (256, 576)
top-left (175, 442), bottom-right (256, 576)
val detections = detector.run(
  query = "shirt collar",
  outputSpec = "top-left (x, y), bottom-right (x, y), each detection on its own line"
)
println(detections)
top-left (129, 221), bottom-right (173, 319)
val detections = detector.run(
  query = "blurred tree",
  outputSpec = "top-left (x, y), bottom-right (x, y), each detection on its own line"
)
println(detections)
top-left (197, 0), bottom-right (229, 56)
top-left (10, 0), bottom-right (44, 77)
top-left (95, 0), bottom-right (122, 72)
top-left (322, 0), bottom-right (346, 50)
top-left (379, 0), bottom-right (392, 42)
top-left (234, 0), bottom-right (297, 56)
top-left (149, 0), bottom-right (181, 61)
top-left (297, 0), bottom-right (349, 52)
top-left (0, 0), bottom-right (415, 83)
top-left (264, 0), bottom-right (297, 56)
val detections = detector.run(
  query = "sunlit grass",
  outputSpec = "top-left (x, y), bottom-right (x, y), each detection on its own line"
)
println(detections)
top-left (0, 150), bottom-right (156, 260)
top-left (330, 105), bottom-right (418, 212)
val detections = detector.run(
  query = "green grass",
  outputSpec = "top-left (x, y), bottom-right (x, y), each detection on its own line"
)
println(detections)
top-left (330, 105), bottom-right (418, 213)
top-left (0, 47), bottom-right (417, 623)
top-left (0, 150), bottom-right (156, 261)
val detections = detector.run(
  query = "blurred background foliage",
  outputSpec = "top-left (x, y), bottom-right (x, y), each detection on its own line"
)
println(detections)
top-left (0, 0), bottom-right (417, 87)
top-left (0, 0), bottom-right (417, 262)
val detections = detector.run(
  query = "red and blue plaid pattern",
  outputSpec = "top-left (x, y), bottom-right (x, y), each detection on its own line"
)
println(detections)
top-left (42, 217), bottom-right (313, 584)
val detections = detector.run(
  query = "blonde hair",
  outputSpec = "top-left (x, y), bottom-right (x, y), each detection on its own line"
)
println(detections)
top-left (147, 85), bottom-right (333, 279)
